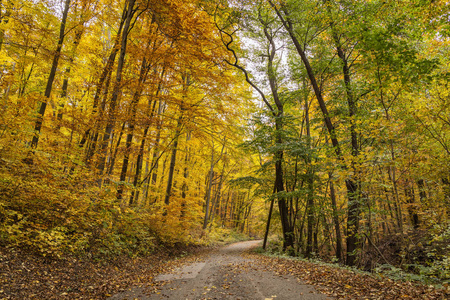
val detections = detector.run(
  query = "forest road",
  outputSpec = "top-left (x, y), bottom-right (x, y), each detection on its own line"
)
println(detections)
top-left (108, 240), bottom-right (332, 300)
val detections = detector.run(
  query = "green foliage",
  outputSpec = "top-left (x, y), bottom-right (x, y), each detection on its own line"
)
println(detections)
top-left (374, 263), bottom-right (447, 287)
top-left (263, 236), bottom-right (287, 256)
top-left (206, 226), bottom-right (249, 245)
top-left (373, 225), bottom-right (450, 287)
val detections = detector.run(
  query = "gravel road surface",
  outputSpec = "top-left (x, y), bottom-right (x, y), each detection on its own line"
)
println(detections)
top-left (109, 240), bottom-right (331, 300)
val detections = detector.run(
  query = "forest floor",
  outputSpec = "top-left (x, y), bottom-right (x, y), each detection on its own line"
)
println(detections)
top-left (109, 240), bottom-right (328, 300)
top-left (0, 244), bottom-right (211, 300)
top-left (1, 241), bottom-right (449, 299)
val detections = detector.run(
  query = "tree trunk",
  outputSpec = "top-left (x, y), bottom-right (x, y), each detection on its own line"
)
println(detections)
top-left (106, 121), bottom-right (126, 177)
top-left (180, 132), bottom-right (191, 217)
top-left (328, 10), bottom-right (361, 265)
top-left (305, 89), bottom-right (314, 258)
top-left (56, 6), bottom-right (86, 130)
top-left (150, 100), bottom-right (165, 186)
top-left (263, 17), bottom-right (294, 250)
top-left (96, 0), bottom-right (136, 176)
top-left (57, 35), bottom-right (82, 128)
top-left (164, 113), bottom-right (182, 206)
top-left (31, 0), bottom-right (71, 149)
top-left (79, 6), bottom-right (127, 155)
top-left (263, 184), bottom-right (277, 250)
top-left (329, 177), bottom-right (343, 261)
top-left (117, 56), bottom-right (150, 201)
top-left (129, 98), bottom-right (158, 205)
top-left (268, 1), bottom-right (360, 264)
top-left (406, 182), bottom-right (419, 229)
top-left (208, 162), bottom-right (225, 227)
top-left (203, 144), bottom-right (216, 229)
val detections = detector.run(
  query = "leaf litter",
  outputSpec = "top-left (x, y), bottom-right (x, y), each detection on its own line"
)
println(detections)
top-left (2, 243), bottom-right (449, 299)
top-left (244, 251), bottom-right (449, 300)
top-left (0, 245), bottom-right (210, 299)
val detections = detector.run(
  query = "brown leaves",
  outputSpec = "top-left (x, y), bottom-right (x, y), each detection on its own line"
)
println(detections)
top-left (247, 253), bottom-right (449, 300)
top-left (0, 245), bottom-right (211, 299)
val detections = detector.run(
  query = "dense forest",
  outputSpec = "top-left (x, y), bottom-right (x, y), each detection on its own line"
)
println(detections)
top-left (0, 0), bottom-right (449, 286)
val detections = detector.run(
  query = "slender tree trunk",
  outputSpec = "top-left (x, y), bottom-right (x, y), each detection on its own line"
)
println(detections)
top-left (406, 181), bottom-right (419, 229)
top-left (97, 0), bottom-right (136, 176)
top-left (129, 98), bottom-right (158, 205)
top-left (117, 56), bottom-right (150, 201)
top-left (268, 1), bottom-right (359, 263)
top-left (203, 144), bottom-right (215, 229)
top-left (335, 46), bottom-right (361, 266)
top-left (180, 132), bottom-right (191, 217)
top-left (164, 112), bottom-right (183, 206)
top-left (297, 208), bottom-right (308, 254)
top-left (106, 121), bottom-right (126, 177)
top-left (329, 177), bottom-right (343, 261)
top-left (263, 184), bottom-right (277, 250)
top-left (263, 17), bottom-right (294, 250)
top-left (56, 7), bottom-right (86, 129)
top-left (31, 0), bottom-right (71, 149)
top-left (417, 179), bottom-right (427, 222)
top-left (327, 9), bottom-right (362, 265)
top-left (131, 68), bottom-right (166, 204)
top-left (150, 101), bottom-right (165, 186)
top-left (305, 90), bottom-right (315, 258)
top-left (79, 7), bottom-right (127, 153)
top-left (203, 138), bottom-right (226, 229)
top-left (222, 192), bottom-right (231, 227)
top-left (209, 162), bottom-right (225, 227)
top-left (388, 165), bottom-right (403, 232)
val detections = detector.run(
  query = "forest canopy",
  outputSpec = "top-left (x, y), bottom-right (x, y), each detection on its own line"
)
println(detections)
top-left (0, 0), bottom-right (449, 284)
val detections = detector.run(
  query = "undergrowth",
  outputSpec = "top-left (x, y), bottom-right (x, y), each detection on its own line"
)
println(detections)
top-left (0, 147), bottom-right (208, 259)
top-left (257, 233), bottom-right (449, 289)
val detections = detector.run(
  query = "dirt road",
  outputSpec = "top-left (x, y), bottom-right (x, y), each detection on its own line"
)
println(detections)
top-left (108, 240), bottom-right (331, 300)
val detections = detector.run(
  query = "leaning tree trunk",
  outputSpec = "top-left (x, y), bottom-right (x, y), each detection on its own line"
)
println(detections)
top-left (79, 6), bottom-right (126, 154)
top-left (164, 111), bottom-right (183, 206)
top-left (130, 68), bottom-right (166, 205)
top-left (268, 1), bottom-right (360, 264)
top-left (117, 56), bottom-right (150, 201)
top-left (56, 24), bottom-right (84, 130)
top-left (96, 0), bottom-right (136, 178)
top-left (31, 0), bottom-right (71, 149)
top-left (129, 98), bottom-right (158, 205)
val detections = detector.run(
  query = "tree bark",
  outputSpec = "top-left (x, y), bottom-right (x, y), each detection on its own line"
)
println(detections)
top-left (263, 184), bottom-right (277, 250)
top-left (268, 0), bottom-right (360, 264)
top-left (203, 139), bottom-right (226, 229)
top-left (96, 0), bottom-right (136, 176)
top-left (406, 182), bottom-right (419, 229)
top-left (56, 25), bottom-right (83, 129)
top-left (305, 89), bottom-right (315, 258)
top-left (262, 14), bottom-right (294, 250)
top-left (164, 113), bottom-right (182, 206)
top-left (117, 55), bottom-right (150, 201)
top-left (31, 0), bottom-right (71, 149)
top-left (329, 177), bottom-right (343, 262)
top-left (79, 6), bottom-right (127, 157)
top-left (129, 97), bottom-right (158, 205)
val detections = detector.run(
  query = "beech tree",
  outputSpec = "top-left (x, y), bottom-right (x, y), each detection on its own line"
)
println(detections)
top-left (1, 0), bottom-right (449, 282)
top-left (31, 0), bottom-right (71, 149)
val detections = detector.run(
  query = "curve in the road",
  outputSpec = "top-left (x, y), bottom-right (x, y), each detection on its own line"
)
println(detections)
top-left (109, 240), bottom-right (331, 300)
